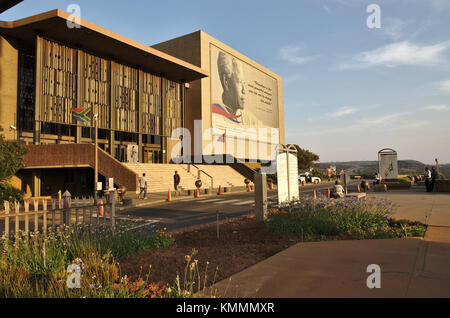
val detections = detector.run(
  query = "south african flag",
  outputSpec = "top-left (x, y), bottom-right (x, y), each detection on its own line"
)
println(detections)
top-left (71, 107), bottom-right (91, 123)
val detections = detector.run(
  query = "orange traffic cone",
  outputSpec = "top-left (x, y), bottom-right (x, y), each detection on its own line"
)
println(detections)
top-left (313, 191), bottom-right (317, 200)
top-left (195, 188), bottom-right (200, 198)
top-left (327, 189), bottom-right (331, 198)
top-left (167, 189), bottom-right (172, 202)
top-left (302, 180), bottom-right (305, 187)
top-left (247, 183), bottom-right (251, 192)
top-left (217, 185), bottom-right (222, 195)
top-left (357, 185), bottom-right (361, 193)
top-left (269, 181), bottom-right (274, 190)
top-left (368, 185), bottom-right (371, 191)
top-left (99, 200), bottom-right (104, 216)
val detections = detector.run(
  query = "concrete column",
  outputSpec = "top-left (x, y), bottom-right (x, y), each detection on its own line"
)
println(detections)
top-left (31, 169), bottom-right (41, 197)
top-left (255, 172), bottom-right (267, 221)
top-left (138, 133), bottom-right (143, 163)
top-left (109, 130), bottom-right (115, 158)
top-left (75, 126), bottom-right (81, 144)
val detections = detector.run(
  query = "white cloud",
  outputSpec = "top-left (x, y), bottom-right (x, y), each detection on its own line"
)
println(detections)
top-left (424, 104), bottom-right (450, 111)
top-left (363, 112), bottom-right (407, 126)
top-left (283, 74), bottom-right (305, 84)
top-left (430, 0), bottom-right (450, 10)
top-left (383, 18), bottom-right (409, 41)
top-left (327, 107), bottom-right (359, 118)
top-left (295, 111), bottom-right (411, 137)
top-left (279, 45), bottom-right (319, 65)
top-left (438, 80), bottom-right (450, 94)
top-left (323, 4), bottom-right (333, 15)
top-left (338, 41), bottom-right (450, 70)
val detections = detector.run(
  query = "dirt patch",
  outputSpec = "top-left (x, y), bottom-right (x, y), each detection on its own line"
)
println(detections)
top-left (119, 215), bottom-right (302, 295)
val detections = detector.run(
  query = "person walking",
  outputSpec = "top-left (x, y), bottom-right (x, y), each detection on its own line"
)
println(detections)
top-left (174, 171), bottom-right (181, 196)
top-left (424, 167), bottom-right (432, 192)
top-left (138, 173), bottom-right (147, 199)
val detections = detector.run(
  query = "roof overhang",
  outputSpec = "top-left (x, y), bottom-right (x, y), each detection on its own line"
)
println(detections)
top-left (0, 9), bottom-right (209, 82)
top-left (0, 0), bottom-right (23, 13)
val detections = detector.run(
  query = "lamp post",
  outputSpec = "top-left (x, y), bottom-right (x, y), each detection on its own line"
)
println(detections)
top-left (93, 114), bottom-right (98, 203)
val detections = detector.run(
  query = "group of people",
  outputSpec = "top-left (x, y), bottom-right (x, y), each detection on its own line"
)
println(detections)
top-left (424, 166), bottom-right (438, 193)
top-left (138, 171), bottom-right (181, 200)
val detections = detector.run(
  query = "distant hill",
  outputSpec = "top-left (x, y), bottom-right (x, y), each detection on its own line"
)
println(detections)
top-left (317, 160), bottom-right (430, 176)
top-left (440, 164), bottom-right (450, 179)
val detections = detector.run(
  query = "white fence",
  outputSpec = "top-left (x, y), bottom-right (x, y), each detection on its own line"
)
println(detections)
top-left (0, 195), bottom-right (115, 238)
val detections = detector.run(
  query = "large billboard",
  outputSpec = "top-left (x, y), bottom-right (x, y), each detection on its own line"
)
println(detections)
top-left (210, 45), bottom-right (279, 131)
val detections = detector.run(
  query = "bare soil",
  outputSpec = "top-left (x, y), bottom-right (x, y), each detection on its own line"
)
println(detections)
top-left (118, 215), bottom-right (303, 296)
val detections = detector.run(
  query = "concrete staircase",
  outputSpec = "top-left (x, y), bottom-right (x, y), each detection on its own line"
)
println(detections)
top-left (123, 163), bottom-right (250, 193)
top-left (191, 164), bottom-right (249, 189)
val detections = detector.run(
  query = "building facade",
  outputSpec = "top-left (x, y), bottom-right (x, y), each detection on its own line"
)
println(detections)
top-left (153, 31), bottom-right (285, 165)
top-left (0, 10), bottom-right (284, 198)
top-left (0, 10), bottom-right (208, 197)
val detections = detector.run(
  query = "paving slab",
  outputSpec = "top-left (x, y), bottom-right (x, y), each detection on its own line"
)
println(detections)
top-left (370, 187), bottom-right (450, 226)
top-left (211, 238), bottom-right (423, 298)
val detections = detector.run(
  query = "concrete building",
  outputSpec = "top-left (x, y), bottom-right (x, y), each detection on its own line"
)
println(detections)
top-left (153, 31), bottom-right (284, 166)
top-left (0, 9), bottom-right (284, 198)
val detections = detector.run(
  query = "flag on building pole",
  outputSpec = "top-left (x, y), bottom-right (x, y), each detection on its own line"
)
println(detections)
top-left (71, 107), bottom-right (91, 123)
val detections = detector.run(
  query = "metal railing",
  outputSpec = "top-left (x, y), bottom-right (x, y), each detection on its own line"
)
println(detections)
top-left (187, 164), bottom-right (214, 189)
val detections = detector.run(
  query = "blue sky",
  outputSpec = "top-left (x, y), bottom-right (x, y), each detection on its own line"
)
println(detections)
top-left (2, 0), bottom-right (450, 164)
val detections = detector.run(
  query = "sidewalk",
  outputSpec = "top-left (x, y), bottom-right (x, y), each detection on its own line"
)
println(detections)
top-left (118, 186), bottom-right (253, 212)
top-left (371, 186), bottom-right (450, 226)
top-left (210, 188), bottom-right (450, 298)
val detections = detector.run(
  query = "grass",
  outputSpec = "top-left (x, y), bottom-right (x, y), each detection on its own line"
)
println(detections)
top-left (267, 195), bottom-right (427, 240)
top-left (0, 222), bottom-right (175, 298)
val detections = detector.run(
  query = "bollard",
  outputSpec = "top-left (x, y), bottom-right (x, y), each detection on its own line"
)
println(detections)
top-left (255, 172), bottom-right (267, 221)
top-left (216, 211), bottom-right (220, 240)
top-left (62, 190), bottom-right (72, 225)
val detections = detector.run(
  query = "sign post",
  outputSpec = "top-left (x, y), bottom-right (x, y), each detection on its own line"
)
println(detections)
top-left (277, 145), bottom-right (299, 206)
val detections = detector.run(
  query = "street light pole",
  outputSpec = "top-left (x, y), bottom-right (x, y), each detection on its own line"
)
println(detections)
top-left (94, 114), bottom-right (98, 203)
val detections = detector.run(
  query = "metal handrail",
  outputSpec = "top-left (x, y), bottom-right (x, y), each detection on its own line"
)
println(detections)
top-left (188, 164), bottom-right (214, 189)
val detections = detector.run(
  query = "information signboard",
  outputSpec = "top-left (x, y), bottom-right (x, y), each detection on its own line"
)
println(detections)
top-left (378, 148), bottom-right (398, 181)
top-left (277, 146), bottom-right (299, 204)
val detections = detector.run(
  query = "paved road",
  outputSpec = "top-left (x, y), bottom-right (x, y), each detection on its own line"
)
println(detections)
top-left (117, 181), bottom-right (359, 232)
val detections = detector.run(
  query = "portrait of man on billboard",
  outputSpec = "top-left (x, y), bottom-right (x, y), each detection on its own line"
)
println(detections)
top-left (214, 51), bottom-right (260, 127)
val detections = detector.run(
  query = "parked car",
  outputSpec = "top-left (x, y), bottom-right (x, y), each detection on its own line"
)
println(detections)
top-left (299, 174), bottom-right (321, 184)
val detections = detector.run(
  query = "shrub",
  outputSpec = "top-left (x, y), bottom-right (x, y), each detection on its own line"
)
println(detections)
top-left (0, 183), bottom-right (23, 205)
top-left (267, 195), bottom-right (426, 240)
top-left (0, 223), bottom-right (175, 298)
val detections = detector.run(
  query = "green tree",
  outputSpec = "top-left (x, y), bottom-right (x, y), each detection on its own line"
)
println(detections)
top-left (287, 144), bottom-right (320, 171)
top-left (0, 126), bottom-right (27, 203)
